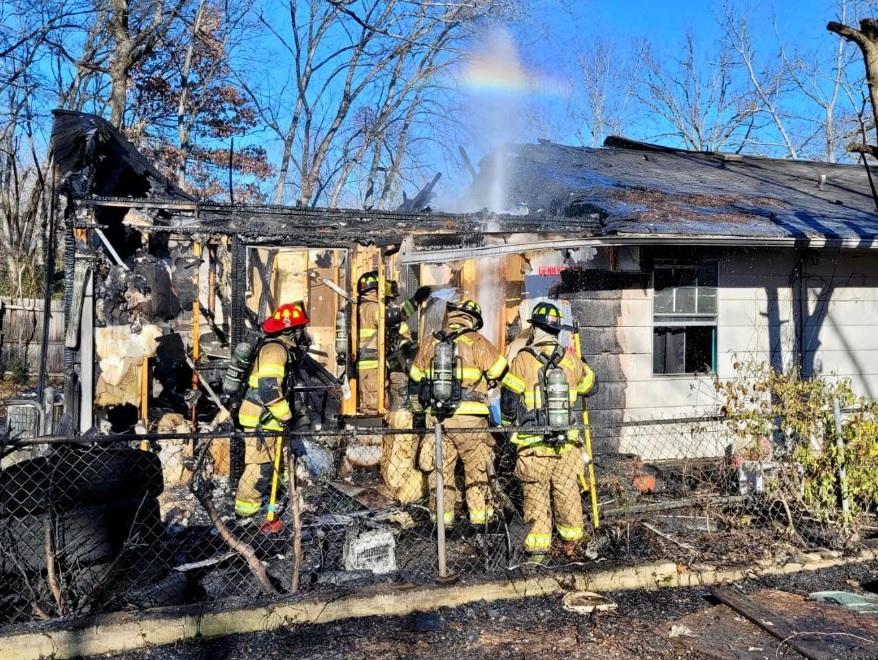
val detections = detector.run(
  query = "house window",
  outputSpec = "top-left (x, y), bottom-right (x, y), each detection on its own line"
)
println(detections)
top-left (653, 261), bottom-right (717, 374)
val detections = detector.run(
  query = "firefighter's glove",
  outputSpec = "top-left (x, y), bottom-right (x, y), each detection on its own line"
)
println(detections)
top-left (412, 285), bottom-right (433, 305)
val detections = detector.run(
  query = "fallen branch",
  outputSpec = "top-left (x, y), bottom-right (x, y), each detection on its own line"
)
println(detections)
top-left (775, 631), bottom-right (877, 660)
top-left (640, 522), bottom-right (698, 554)
top-left (173, 552), bottom-right (235, 572)
top-left (774, 490), bottom-right (809, 548)
top-left (190, 440), bottom-right (276, 595)
top-left (44, 519), bottom-right (65, 616)
top-left (2, 534), bottom-right (53, 618)
top-left (287, 445), bottom-right (302, 594)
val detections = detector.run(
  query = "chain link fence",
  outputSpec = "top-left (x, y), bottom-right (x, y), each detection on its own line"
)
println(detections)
top-left (0, 412), bottom-right (874, 628)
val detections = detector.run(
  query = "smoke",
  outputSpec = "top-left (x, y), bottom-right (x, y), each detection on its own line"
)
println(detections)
top-left (460, 29), bottom-right (530, 344)
top-left (445, 27), bottom-right (566, 346)
top-left (457, 26), bottom-right (568, 214)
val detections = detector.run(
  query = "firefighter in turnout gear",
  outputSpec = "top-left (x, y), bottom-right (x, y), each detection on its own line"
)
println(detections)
top-left (501, 302), bottom-right (597, 557)
top-left (410, 299), bottom-right (517, 526)
top-left (356, 271), bottom-right (431, 502)
top-left (234, 302), bottom-right (310, 518)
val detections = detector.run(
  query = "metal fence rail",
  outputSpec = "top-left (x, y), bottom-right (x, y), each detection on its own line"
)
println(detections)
top-left (0, 414), bottom-right (871, 628)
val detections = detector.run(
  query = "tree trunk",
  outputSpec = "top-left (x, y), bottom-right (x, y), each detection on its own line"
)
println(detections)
top-left (108, 0), bottom-right (132, 129)
top-left (176, 0), bottom-right (206, 189)
top-left (828, 19), bottom-right (878, 157)
top-left (273, 113), bottom-right (299, 205)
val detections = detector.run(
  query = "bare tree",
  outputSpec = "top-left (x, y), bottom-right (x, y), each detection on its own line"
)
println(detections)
top-left (107, 0), bottom-right (189, 128)
top-left (573, 39), bottom-right (632, 147)
top-left (633, 31), bottom-right (760, 152)
top-left (0, 0), bottom-right (94, 296)
top-left (778, 2), bottom-right (858, 162)
top-left (828, 15), bottom-right (878, 158)
top-left (722, 8), bottom-right (800, 159)
top-left (243, 0), bottom-right (507, 207)
top-left (126, 0), bottom-right (268, 196)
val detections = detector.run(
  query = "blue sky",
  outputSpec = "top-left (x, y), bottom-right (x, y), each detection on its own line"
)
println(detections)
top-left (436, 0), bottom-right (862, 204)
top-left (95, 0), bottom-right (861, 205)
top-left (492, 0), bottom-right (852, 143)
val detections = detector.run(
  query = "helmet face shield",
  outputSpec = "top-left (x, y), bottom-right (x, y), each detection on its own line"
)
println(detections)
top-left (384, 280), bottom-right (399, 299)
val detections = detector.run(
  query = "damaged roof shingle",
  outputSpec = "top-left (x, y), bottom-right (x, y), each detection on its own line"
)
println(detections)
top-left (465, 136), bottom-right (878, 244)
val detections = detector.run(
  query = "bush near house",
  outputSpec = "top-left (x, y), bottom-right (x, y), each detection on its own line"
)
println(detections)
top-left (717, 363), bottom-right (878, 535)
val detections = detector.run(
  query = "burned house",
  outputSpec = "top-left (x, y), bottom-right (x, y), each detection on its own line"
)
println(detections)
top-left (52, 113), bottom-right (878, 465)
top-left (1, 110), bottom-right (876, 624)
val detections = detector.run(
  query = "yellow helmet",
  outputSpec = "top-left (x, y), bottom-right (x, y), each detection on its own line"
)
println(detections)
top-left (357, 271), bottom-right (398, 298)
top-left (448, 299), bottom-right (483, 330)
top-left (529, 302), bottom-right (562, 334)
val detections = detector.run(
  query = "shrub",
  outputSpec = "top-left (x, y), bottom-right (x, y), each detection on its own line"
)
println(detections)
top-left (716, 362), bottom-right (878, 527)
top-left (10, 360), bottom-right (28, 385)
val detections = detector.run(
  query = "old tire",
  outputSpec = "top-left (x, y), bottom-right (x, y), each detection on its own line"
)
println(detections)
top-left (0, 447), bottom-right (163, 517)
top-left (0, 496), bottom-right (162, 576)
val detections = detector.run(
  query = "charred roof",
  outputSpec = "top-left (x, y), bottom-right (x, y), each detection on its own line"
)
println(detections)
top-left (53, 110), bottom-right (878, 249)
top-left (464, 136), bottom-right (878, 245)
top-left (52, 110), bottom-right (195, 202)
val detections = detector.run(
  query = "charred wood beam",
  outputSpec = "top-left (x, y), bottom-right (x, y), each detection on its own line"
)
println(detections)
top-left (230, 236), bottom-right (247, 347)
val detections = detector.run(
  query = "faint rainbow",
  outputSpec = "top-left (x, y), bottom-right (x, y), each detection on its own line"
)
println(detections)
top-left (460, 63), bottom-right (569, 95)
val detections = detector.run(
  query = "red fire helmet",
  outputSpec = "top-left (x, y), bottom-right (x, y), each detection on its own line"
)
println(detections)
top-left (262, 301), bottom-right (310, 334)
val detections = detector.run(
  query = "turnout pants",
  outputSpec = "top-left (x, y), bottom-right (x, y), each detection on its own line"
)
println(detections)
top-left (235, 433), bottom-right (280, 517)
top-left (356, 359), bottom-right (379, 414)
top-left (381, 407), bottom-right (425, 503)
top-left (419, 414), bottom-right (494, 525)
top-left (515, 446), bottom-right (584, 554)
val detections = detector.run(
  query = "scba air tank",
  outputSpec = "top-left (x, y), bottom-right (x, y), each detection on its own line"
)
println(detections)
top-left (222, 340), bottom-right (257, 396)
top-left (335, 309), bottom-right (348, 363)
top-left (545, 367), bottom-right (570, 429)
top-left (431, 340), bottom-right (454, 406)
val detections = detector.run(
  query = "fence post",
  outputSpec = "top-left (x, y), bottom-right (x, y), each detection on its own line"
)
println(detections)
top-left (832, 396), bottom-right (850, 516)
top-left (434, 421), bottom-right (447, 579)
top-left (42, 385), bottom-right (55, 436)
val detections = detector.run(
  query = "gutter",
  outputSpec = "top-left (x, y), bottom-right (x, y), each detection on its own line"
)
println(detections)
top-left (400, 234), bottom-right (878, 264)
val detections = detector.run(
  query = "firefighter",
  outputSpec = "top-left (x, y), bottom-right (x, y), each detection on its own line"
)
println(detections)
top-left (410, 299), bottom-right (517, 526)
top-left (501, 302), bottom-right (597, 558)
top-left (355, 271), bottom-right (431, 502)
top-left (234, 302), bottom-right (310, 518)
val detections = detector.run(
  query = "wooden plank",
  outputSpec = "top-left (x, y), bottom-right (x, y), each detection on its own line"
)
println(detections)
top-left (659, 604), bottom-right (792, 659)
top-left (711, 588), bottom-right (878, 660)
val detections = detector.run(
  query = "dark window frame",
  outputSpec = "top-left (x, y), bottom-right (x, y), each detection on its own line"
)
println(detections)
top-left (652, 260), bottom-right (718, 375)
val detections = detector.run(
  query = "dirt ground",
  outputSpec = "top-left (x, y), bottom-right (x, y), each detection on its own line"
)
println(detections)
top-left (109, 560), bottom-right (877, 660)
